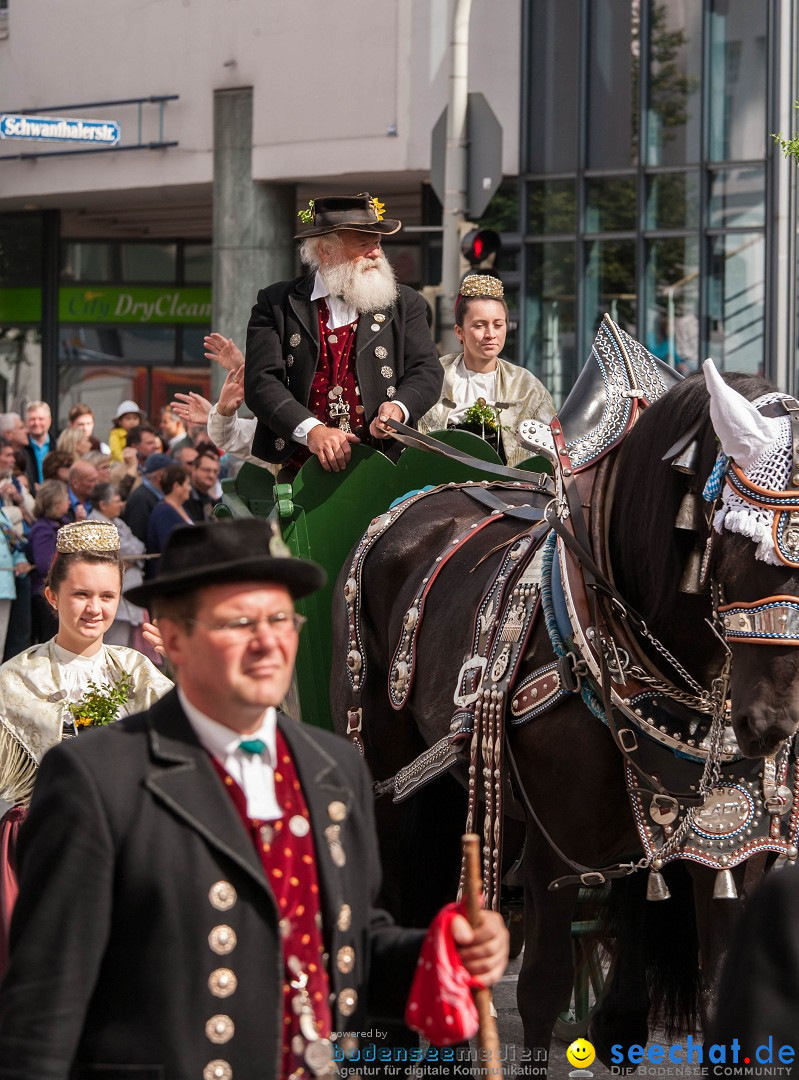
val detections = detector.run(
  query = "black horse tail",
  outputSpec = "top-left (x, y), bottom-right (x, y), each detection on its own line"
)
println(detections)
top-left (590, 864), bottom-right (700, 1060)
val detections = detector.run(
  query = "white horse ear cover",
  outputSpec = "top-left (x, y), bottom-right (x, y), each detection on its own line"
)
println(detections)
top-left (703, 358), bottom-right (792, 564)
top-left (703, 358), bottom-right (782, 469)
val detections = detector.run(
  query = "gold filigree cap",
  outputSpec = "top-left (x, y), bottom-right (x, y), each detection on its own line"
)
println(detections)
top-left (459, 274), bottom-right (505, 300)
top-left (56, 520), bottom-right (120, 554)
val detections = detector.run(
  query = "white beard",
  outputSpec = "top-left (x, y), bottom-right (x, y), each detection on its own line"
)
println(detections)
top-left (322, 255), bottom-right (399, 313)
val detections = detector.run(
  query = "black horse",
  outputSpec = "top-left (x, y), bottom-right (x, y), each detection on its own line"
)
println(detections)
top-left (330, 369), bottom-right (799, 1060)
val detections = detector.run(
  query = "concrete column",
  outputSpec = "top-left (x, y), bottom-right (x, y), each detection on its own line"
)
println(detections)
top-left (212, 87), bottom-right (295, 398)
top-left (768, 0), bottom-right (798, 395)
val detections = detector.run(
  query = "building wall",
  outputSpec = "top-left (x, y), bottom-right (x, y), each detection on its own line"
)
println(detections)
top-left (0, 0), bottom-right (520, 208)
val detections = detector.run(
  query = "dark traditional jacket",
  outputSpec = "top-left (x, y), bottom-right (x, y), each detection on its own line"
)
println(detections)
top-left (708, 861), bottom-right (799, 1061)
top-left (0, 691), bottom-right (423, 1080)
top-left (244, 274), bottom-right (443, 464)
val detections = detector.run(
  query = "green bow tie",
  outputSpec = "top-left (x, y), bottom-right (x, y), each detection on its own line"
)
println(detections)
top-left (239, 738), bottom-right (267, 756)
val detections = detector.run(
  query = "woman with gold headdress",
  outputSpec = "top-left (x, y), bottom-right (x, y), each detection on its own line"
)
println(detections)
top-left (0, 520), bottom-right (172, 806)
top-left (0, 520), bottom-right (172, 969)
top-left (418, 274), bottom-right (555, 466)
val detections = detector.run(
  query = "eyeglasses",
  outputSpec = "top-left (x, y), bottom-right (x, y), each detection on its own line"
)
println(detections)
top-left (188, 612), bottom-right (307, 637)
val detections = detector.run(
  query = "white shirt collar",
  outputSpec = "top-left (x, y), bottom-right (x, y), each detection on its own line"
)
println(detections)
top-left (311, 270), bottom-right (358, 330)
top-left (178, 687), bottom-right (277, 767)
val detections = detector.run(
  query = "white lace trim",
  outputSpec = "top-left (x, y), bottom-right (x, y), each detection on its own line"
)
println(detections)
top-left (714, 393), bottom-right (791, 564)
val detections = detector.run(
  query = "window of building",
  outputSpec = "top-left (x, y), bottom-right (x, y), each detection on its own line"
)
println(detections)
top-left (527, 180), bottom-right (577, 236)
top-left (584, 238), bottom-right (637, 349)
top-left (55, 237), bottom-right (211, 430)
top-left (120, 243), bottom-right (177, 283)
top-left (707, 0), bottom-right (767, 162)
top-left (586, 0), bottom-right (640, 170)
top-left (708, 166), bottom-right (765, 229)
top-left (522, 0), bottom-right (775, 403)
top-left (707, 232), bottom-right (764, 374)
top-left (526, 0), bottom-right (580, 173)
top-left (645, 0), bottom-right (702, 166)
top-left (61, 242), bottom-right (114, 283)
top-left (645, 172), bottom-right (700, 230)
top-left (644, 236), bottom-right (700, 373)
top-left (183, 244), bottom-right (212, 283)
top-left (523, 242), bottom-right (577, 403)
top-left (0, 213), bottom-right (43, 410)
top-left (585, 176), bottom-right (638, 233)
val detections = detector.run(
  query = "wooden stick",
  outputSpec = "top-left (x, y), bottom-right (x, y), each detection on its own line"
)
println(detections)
top-left (461, 833), bottom-right (501, 1068)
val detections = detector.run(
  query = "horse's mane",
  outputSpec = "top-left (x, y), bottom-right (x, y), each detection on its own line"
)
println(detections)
top-left (609, 369), bottom-right (774, 640)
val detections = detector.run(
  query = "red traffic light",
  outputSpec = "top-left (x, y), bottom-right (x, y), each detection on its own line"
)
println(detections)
top-left (460, 228), bottom-right (501, 267)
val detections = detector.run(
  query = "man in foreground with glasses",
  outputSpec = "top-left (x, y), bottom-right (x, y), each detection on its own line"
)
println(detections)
top-left (0, 517), bottom-right (507, 1079)
top-left (245, 192), bottom-right (442, 474)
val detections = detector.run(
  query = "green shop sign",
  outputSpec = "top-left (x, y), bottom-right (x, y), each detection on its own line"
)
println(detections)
top-left (60, 286), bottom-right (212, 324)
top-left (0, 287), bottom-right (42, 322)
top-left (0, 286), bottom-right (212, 325)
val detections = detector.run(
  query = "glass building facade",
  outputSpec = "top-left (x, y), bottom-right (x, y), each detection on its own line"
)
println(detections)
top-left (520, 0), bottom-right (798, 404)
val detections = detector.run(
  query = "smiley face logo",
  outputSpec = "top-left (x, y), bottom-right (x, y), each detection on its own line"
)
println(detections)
top-left (566, 1039), bottom-right (596, 1070)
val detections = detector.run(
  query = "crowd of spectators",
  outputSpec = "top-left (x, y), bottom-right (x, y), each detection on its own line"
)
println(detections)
top-left (0, 387), bottom-right (232, 662)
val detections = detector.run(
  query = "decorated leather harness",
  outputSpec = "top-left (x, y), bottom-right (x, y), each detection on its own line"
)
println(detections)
top-left (341, 315), bottom-right (799, 905)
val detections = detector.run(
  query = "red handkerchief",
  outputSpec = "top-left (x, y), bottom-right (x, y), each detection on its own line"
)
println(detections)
top-left (404, 901), bottom-right (481, 1045)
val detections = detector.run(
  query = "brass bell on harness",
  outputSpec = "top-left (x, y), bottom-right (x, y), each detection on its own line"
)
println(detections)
top-left (646, 868), bottom-right (671, 901)
top-left (674, 490), bottom-right (705, 532)
top-left (671, 438), bottom-right (700, 476)
top-left (679, 543), bottom-right (707, 595)
top-left (713, 868), bottom-right (738, 900)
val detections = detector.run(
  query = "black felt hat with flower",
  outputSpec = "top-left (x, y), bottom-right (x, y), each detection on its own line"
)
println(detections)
top-left (294, 192), bottom-right (401, 238)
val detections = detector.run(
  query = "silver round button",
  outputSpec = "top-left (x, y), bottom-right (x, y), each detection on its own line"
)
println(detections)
top-left (208, 925), bottom-right (237, 956)
top-left (205, 1014), bottom-right (235, 1044)
top-left (209, 881), bottom-right (237, 912)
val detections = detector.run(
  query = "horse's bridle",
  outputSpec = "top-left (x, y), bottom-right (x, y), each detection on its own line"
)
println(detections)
top-left (715, 395), bottom-right (799, 645)
top-left (718, 596), bottom-right (799, 646)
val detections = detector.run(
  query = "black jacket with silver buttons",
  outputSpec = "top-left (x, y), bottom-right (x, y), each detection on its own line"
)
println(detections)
top-left (244, 273), bottom-right (443, 464)
top-left (0, 690), bottom-right (424, 1080)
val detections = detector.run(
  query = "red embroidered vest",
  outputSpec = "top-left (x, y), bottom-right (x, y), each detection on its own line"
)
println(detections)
top-left (210, 729), bottom-right (331, 1079)
top-left (308, 299), bottom-right (363, 434)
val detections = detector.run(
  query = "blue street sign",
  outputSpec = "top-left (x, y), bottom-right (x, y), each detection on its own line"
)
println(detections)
top-left (0, 114), bottom-right (120, 145)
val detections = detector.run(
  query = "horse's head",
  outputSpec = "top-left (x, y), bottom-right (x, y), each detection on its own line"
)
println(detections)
top-left (705, 361), bottom-right (799, 757)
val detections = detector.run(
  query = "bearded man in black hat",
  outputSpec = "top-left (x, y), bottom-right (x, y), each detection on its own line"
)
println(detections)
top-left (244, 193), bottom-right (443, 473)
top-left (0, 518), bottom-right (507, 1080)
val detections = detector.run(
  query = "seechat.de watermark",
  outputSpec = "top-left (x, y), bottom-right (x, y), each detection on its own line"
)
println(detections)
top-left (610, 1036), bottom-right (796, 1075)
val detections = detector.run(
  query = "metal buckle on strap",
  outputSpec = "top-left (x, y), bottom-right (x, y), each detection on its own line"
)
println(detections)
top-left (651, 794), bottom-right (679, 818)
top-left (580, 871), bottom-right (606, 887)
top-left (453, 655), bottom-right (487, 707)
top-left (558, 652), bottom-right (585, 694)
top-left (618, 728), bottom-right (638, 752)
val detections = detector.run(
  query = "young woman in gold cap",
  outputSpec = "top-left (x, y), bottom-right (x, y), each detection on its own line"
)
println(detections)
top-left (0, 520), bottom-right (172, 808)
top-left (0, 520), bottom-right (172, 970)
top-left (418, 274), bottom-right (555, 466)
